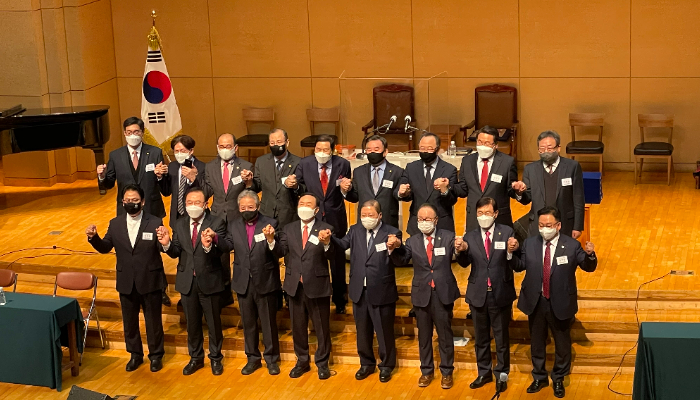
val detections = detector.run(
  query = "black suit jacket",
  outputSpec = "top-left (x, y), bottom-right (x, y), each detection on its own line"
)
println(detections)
top-left (88, 213), bottom-right (167, 296)
top-left (163, 213), bottom-right (232, 296)
top-left (203, 156), bottom-right (254, 223)
top-left (225, 215), bottom-right (281, 296)
top-left (454, 151), bottom-right (521, 232)
top-left (332, 223), bottom-right (401, 306)
top-left (457, 224), bottom-right (517, 308)
top-left (390, 229), bottom-right (461, 308)
top-left (250, 152), bottom-right (302, 228)
top-left (99, 144), bottom-right (166, 218)
top-left (272, 220), bottom-right (335, 299)
top-left (160, 157), bottom-right (207, 228)
top-left (344, 161), bottom-right (403, 228)
top-left (521, 157), bottom-right (585, 237)
top-left (295, 155), bottom-right (351, 235)
top-left (510, 234), bottom-right (597, 320)
top-left (399, 158), bottom-right (458, 236)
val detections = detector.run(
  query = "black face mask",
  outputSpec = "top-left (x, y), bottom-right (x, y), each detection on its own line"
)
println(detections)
top-left (419, 151), bottom-right (438, 164)
top-left (366, 152), bottom-right (385, 166)
top-left (123, 202), bottom-right (142, 215)
top-left (241, 210), bottom-right (258, 222)
top-left (270, 144), bottom-right (286, 157)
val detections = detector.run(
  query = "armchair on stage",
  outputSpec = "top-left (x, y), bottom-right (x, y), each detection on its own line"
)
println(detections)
top-left (361, 84), bottom-right (415, 153)
top-left (460, 84), bottom-right (518, 161)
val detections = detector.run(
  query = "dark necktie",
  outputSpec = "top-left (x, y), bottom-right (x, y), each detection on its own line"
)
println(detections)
top-left (368, 229), bottom-right (375, 251)
top-left (178, 170), bottom-right (187, 215)
top-left (425, 165), bottom-right (433, 192)
top-left (543, 241), bottom-right (552, 298)
top-left (191, 221), bottom-right (199, 250)
top-left (480, 158), bottom-right (489, 191)
top-left (372, 167), bottom-right (380, 194)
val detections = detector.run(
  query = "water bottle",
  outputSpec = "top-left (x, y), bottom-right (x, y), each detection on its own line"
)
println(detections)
top-left (0, 287), bottom-right (6, 306)
top-left (448, 141), bottom-right (457, 158)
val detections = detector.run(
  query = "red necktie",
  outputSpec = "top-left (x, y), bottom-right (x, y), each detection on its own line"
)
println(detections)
top-left (222, 162), bottom-right (230, 193)
top-left (132, 151), bottom-right (139, 170)
top-left (427, 236), bottom-right (434, 288)
top-left (543, 241), bottom-right (552, 298)
top-left (301, 224), bottom-right (309, 283)
top-left (320, 164), bottom-right (328, 195)
top-left (485, 231), bottom-right (492, 287)
top-left (480, 158), bottom-right (489, 191)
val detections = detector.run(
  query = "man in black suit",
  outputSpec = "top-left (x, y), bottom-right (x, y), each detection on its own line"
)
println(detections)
top-left (158, 188), bottom-right (232, 376)
top-left (86, 184), bottom-right (166, 373)
top-left (454, 197), bottom-right (518, 393)
top-left (388, 204), bottom-right (462, 389)
top-left (520, 130), bottom-right (585, 239)
top-left (269, 193), bottom-right (334, 380)
top-left (223, 190), bottom-right (281, 376)
top-left (159, 135), bottom-right (206, 228)
top-left (454, 126), bottom-right (527, 232)
top-left (509, 206), bottom-right (597, 398)
top-left (250, 128), bottom-right (301, 228)
top-left (332, 200), bottom-right (401, 383)
top-left (285, 134), bottom-right (351, 314)
top-left (340, 135), bottom-right (404, 228)
top-left (398, 132), bottom-right (458, 236)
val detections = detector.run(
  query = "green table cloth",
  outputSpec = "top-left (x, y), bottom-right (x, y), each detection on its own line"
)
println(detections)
top-left (0, 292), bottom-right (84, 391)
top-left (633, 322), bottom-right (700, 400)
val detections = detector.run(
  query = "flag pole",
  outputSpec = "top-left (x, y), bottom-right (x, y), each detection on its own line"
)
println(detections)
top-left (146, 9), bottom-right (172, 164)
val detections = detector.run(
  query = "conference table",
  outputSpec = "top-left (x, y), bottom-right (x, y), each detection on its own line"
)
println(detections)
top-left (0, 292), bottom-right (84, 391)
top-left (633, 322), bottom-right (700, 400)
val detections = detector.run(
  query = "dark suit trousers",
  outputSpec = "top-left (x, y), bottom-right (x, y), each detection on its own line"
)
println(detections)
top-left (237, 279), bottom-right (280, 365)
top-left (181, 275), bottom-right (224, 362)
top-left (529, 295), bottom-right (573, 381)
top-left (415, 289), bottom-right (454, 376)
top-left (119, 283), bottom-right (164, 361)
top-left (353, 289), bottom-right (396, 371)
top-left (330, 247), bottom-right (348, 308)
top-left (469, 292), bottom-right (512, 377)
top-left (289, 283), bottom-right (331, 369)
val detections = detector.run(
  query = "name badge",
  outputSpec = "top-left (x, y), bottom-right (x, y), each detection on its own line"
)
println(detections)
top-left (494, 241), bottom-right (506, 250)
top-left (281, 176), bottom-right (288, 185)
top-left (491, 174), bottom-right (503, 183)
top-left (308, 235), bottom-right (320, 246)
top-left (434, 247), bottom-right (446, 256)
top-left (231, 175), bottom-right (243, 185)
top-left (142, 232), bottom-right (153, 241)
top-left (375, 242), bottom-right (387, 252)
top-left (382, 180), bottom-right (394, 189)
top-left (561, 177), bottom-right (572, 186)
top-left (557, 255), bottom-right (569, 265)
top-left (145, 163), bottom-right (155, 172)
top-left (254, 233), bottom-right (266, 243)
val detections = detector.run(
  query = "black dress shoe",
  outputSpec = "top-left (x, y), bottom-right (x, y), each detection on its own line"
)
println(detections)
top-left (289, 364), bottom-right (311, 378)
top-left (183, 359), bottom-right (205, 376)
top-left (150, 358), bottom-right (163, 372)
top-left (469, 374), bottom-right (493, 389)
top-left (526, 379), bottom-right (549, 393)
top-left (161, 291), bottom-right (171, 307)
top-left (267, 363), bottom-right (280, 375)
top-left (318, 366), bottom-right (331, 380)
top-left (553, 380), bottom-right (565, 398)
top-left (466, 312), bottom-right (472, 319)
top-left (379, 369), bottom-right (392, 383)
top-left (496, 379), bottom-right (507, 393)
top-left (211, 360), bottom-right (224, 376)
top-left (335, 306), bottom-right (346, 315)
top-left (355, 365), bottom-right (376, 380)
top-left (408, 307), bottom-right (417, 318)
top-left (126, 357), bottom-right (143, 372)
top-left (241, 361), bottom-right (262, 375)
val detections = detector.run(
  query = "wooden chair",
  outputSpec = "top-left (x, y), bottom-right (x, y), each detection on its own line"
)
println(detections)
top-left (0, 269), bottom-right (17, 292)
top-left (53, 272), bottom-right (104, 364)
top-left (566, 113), bottom-right (605, 174)
top-left (635, 114), bottom-right (674, 185)
top-left (460, 84), bottom-right (518, 162)
top-left (238, 108), bottom-right (274, 162)
top-left (361, 84), bottom-right (415, 152)
top-left (301, 107), bottom-right (339, 156)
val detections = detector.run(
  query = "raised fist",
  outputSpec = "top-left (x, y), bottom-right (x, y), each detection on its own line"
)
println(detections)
top-left (511, 181), bottom-right (527, 194)
top-left (585, 241), bottom-right (595, 255)
top-left (398, 183), bottom-right (411, 197)
top-left (507, 237), bottom-right (519, 252)
top-left (97, 164), bottom-right (106, 178)
top-left (317, 229), bottom-right (332, 245)
top-left (262, 224), bottom-right (276, 243)
top-left (433, 177), bottom-right (449, 192)
top-left (340, 178), bottom-right (352, 193)
top-left (285, 174), bottom-right (298, 189)
top-left (85, 224), bottom-right (97, 238)
top-left (156, 226), bottom-right (170, 245)
top-left (386, 234), bottom-right (402, 250)
top-left (454, 236), bottom-right (468, 253)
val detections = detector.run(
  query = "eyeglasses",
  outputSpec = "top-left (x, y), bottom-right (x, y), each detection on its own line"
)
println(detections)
top-left (476, 140), bottom-right (495, 147)
top-left (538, 223), bottom-right (559, 229)
top-left (538, 146), bottom-right (559, 153)
top-left (418, 147), bottom-right (437, 152)
top-left (476, 211), bottom-right (495, 217)
top-left (417, 218), bottom-right (436, 223)
top-left (186, 201), bottom-right (205, 207)
top-left (124, 130), bottom-right (143, 136)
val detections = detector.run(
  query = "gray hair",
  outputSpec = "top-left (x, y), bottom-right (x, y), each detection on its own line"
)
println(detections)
top-left (537, 130), bottom-right (560, 147)
top-left (237, 189), bottom-right (260, 207)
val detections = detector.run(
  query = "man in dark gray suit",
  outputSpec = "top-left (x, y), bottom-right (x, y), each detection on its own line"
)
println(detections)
top-left (250, 128), bottom-right (301, 228)
top-left (509, 206), bottom-right (597, 398)
top-left (340, 135), bottom-right (404, 228)
top-left (160, 135), bottom-right (206, 229)
top-left (520, 130), bottom-right (585, 239)
top-left (454, 126), bottom-right (527, 232)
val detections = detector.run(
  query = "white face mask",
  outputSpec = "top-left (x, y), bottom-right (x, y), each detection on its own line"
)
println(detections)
top-left (297, 206), bottom-right (316, 221)
top-left (315, 152), bottom-right (332, 165)
top-left (539, 226), bottom-right (558, 241)
top-left (125, 135), bottom-right (142, 147)
top-left (218, 148), bottom-right (235, 161)
top-left (477, 215), bottom-right (495, 229)
top-left (361, 217), bottom-right (379, 231)
top-left (417, 220), bottom-right (435, 235)
top-left (175, 152), bottom-right (191, 164)
top-left (186, 205), bottom-right (204, 220)
top-left (476, 145), bottom-right (495, 159)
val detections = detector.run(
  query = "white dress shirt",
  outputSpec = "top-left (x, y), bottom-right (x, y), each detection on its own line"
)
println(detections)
top-left (126, 211), bottom-right (142, 247)
top-left (267, 219), bottom-right (330, 251)
top-left (162, 215), bottom-right (210, 252)
top-left (477, 154), bottom-right (495, 179)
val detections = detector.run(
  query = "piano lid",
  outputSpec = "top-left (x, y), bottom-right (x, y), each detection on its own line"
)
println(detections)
top-left (0, 105), bottom-right (110, 129)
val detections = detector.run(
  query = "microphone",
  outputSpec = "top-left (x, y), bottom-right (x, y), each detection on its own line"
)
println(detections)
top-left (386, 115), bottom-right (397, 132)
top-left (404, 115), bottom-right (412, 132)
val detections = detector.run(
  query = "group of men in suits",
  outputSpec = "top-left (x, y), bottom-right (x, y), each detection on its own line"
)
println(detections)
top-left (88, 116), bottom-right (596, 397)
